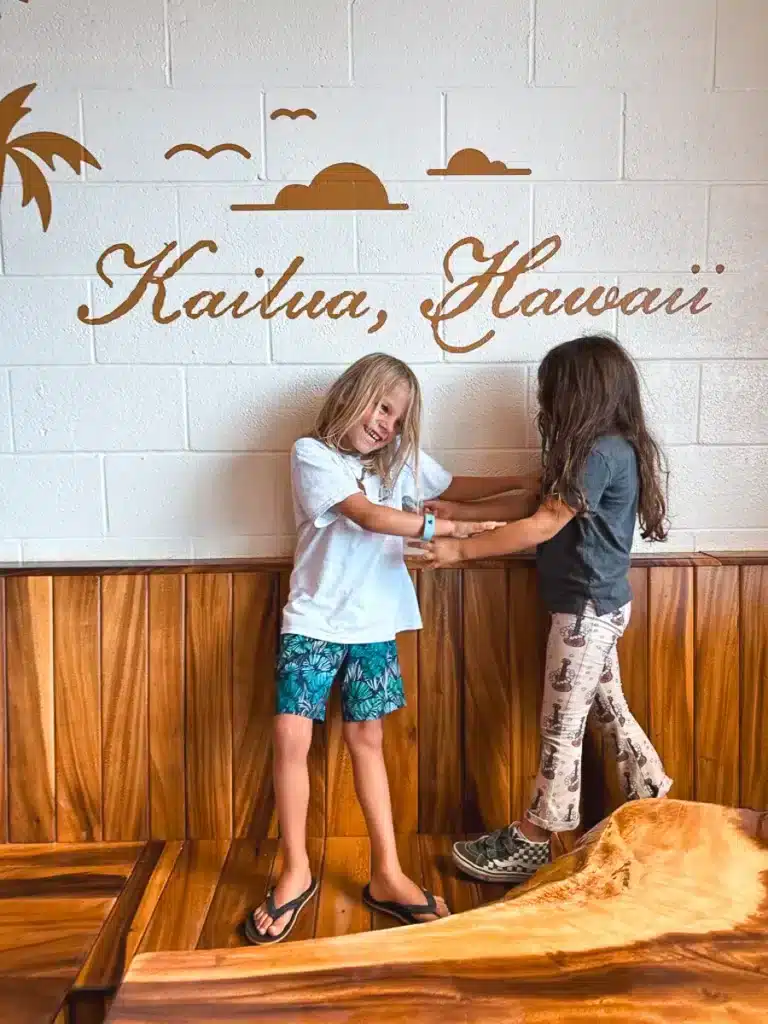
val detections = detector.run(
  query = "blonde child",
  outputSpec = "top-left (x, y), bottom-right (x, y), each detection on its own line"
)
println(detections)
top-left (246, 353), bottom-right (533, 943)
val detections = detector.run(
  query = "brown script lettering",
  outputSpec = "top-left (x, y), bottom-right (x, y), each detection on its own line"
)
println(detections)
top-left (420, 236), bottom-right (713, 354)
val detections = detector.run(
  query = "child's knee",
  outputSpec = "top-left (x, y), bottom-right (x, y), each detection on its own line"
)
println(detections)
top-left (273, 713), bottom-right (313, 761)
top-left (343, 718), bottom-right (384, 755)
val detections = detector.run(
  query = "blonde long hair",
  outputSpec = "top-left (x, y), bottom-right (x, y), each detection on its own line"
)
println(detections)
top-left (312, 353), bottom-right (422, 489)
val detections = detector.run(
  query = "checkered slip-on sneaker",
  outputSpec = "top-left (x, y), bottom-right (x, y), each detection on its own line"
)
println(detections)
top-left (452, 824), bottom-right (550, 884)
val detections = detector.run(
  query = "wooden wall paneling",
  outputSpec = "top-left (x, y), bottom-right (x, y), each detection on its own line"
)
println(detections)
top-left (101, 575), bottom-right (149, 841)
top-left (603, 567), bottom-right (650, 814)
top-left (232, 573), bottom-right (279, 839)
top-left (148, 574), bottom-right (186, 840)
top-left (418, 571), bottom-right (463, 834)
top-left (508, 567), bottom-right (544, 823)
top-left (54, 576), bottom-right (102, 842)
top-left (648, 567), bottom-right (695, 800)
top-left (695, 566), bottom-right (740, 806)
top-left (384, 573), bottom-right (419, 835)
top-left (462, 568), bottom-right (510, 833)
top-left (0, 578), bottom-right (6, 843)
top-left (279, 570), bottom-right (325, 839)
top-left (418, 835), bottom-right (477, 916)
top-left (740, 565), bottom-right (768, 810)
top-left (6, 575), bottom-right (55, 842)
top-left (185, 574), bottom-right (233, 839)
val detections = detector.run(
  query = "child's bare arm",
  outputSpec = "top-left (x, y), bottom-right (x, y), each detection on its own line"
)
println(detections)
top-left (419, 499), bottom-right (576, 566)
top-left (425, 491), bottom-right (538, 523)
top-left (439, 473), bottom-right (541, 503)
top-left (335, 492), bottom-right (503, 540)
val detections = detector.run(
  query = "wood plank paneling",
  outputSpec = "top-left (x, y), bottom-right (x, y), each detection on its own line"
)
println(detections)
top-left (136, 840), bottom-right (230, 953)
top-left (463, 569), bottom-right (510, 833)
top-left (649, 567), bottom-right (695, 801)
top-left (185, 574), bottom-right (232, 839)
top-left (620, 568), bottom-right (650, 733)
top-left (102, 575), bottom-right (148, 841)
top-left (232, 574), bottom-right (278, 839)
top-left (124, 840), bottom-right (184, 965)
top-left (197, 839), bottom-right (278, 949)
top-left (418, 835), bottom-right (476, 916)
top-left (75, 841), bottom-right (164, 989)
top-left (6, 575), bottom-right (55, 842)
top-left (508, 566), bottom-right (544, 823)
top-left (148, 575), bottom-right (186, 840)
top-left (54, 576), bottom-right (101, 842)
top-left (314, 837), bottom-right (370, 939)
top-left (740, 566), bottom-right (768, 810)
top-left (0, 556), bottom-right (765, 846)
top-left (0, 579), bottom-right (6, 844)
top-left (695, 566), bottom-right (740, 806)
top-left (418, 571), bottom-right (463, 833)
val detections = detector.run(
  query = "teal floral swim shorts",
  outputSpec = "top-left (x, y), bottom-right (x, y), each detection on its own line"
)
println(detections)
top-left (276, 634), bottom-right (406, 722)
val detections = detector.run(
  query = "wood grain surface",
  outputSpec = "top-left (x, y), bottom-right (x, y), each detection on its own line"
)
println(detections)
top-left (419, 571), bottom-right (463, 833)
top-left (105, 801), bottom-right (768, 1024)
top-left (148, 574), bottom-right (186, 840)
top-left (0, 558), bottom-right (763, 845)
top-left (0, 842), bottom-right (144, 1024)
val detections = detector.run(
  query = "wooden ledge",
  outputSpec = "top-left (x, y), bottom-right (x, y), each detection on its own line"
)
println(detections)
top-left (1, 550), bottom-right (765, 576)
top-left (106, 802), bottom-right (768, 1024)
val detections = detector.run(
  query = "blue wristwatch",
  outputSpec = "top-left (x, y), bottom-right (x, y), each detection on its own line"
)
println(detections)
top-left (421, 511), bottom-right (436, 541)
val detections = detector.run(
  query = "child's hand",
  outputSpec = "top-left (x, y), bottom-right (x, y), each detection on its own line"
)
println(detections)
top-left (449, 519), bottom-right (505, 539)
top-left (418, 538), bottom-right (463, 569)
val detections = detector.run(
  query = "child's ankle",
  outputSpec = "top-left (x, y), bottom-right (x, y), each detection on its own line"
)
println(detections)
top-left (519, 819), bottom-right (551, 844)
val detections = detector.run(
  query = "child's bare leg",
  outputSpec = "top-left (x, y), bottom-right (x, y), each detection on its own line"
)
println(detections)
top-left (344, 719), bottom-right (449, 921)
top-left (252, 713), bottom-right (313, 937)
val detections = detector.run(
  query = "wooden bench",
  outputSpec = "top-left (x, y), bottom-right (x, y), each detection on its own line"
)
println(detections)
top-left (0, 843), bottom-right (148, 1024)
top-left (105, 802), bottom-right (768, 1024)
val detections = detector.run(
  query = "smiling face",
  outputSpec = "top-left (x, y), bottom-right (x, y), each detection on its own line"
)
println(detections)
top-left (343, 380), bottom-right (412, 456)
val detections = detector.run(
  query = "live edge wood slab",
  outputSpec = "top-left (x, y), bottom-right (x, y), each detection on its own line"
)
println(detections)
top-left (106, 800), bottom-right (768, 1024)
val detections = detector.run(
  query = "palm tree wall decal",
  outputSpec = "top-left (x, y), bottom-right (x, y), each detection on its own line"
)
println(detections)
top-left (0, 83), bottom-right (101, 231)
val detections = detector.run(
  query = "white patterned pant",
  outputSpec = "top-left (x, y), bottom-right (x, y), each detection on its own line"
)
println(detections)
top-left (526, 601), bottom-right (673, 832)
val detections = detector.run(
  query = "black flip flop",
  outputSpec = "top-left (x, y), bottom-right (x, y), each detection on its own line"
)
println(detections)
top-left (244, 878), bottom-right (318, 946)
top-left (362, 883), bottom-right (445, 925)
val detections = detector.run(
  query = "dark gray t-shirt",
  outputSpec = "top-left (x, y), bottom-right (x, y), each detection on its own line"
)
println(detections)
top-left (537, 435), bottom-right (638, 615)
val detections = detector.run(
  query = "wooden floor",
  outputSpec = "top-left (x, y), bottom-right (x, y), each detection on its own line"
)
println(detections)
top-left (107, 801), bottom-right (768, 1024)
top-left (0, 835), bottom-right (511, 1024)
top-left (111, 835), bottom-right (509, 953)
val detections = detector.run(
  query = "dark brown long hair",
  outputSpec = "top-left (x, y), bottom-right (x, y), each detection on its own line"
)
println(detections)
top-left (536, 335), bottom-right (668, 541)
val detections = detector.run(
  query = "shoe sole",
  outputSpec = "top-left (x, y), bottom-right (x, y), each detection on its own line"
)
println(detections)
top-left (451, 846), bottom-right (537, 885)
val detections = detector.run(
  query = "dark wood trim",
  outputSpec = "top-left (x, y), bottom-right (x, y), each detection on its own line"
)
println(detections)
top-left (0, 551), bottom-right (758, 577)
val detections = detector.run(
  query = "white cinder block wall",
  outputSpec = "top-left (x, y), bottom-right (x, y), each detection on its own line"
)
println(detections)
top-left (0, 0), bottom-right (766, 562)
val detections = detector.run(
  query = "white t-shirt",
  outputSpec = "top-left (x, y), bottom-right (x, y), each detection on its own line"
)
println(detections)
top-left (282, 437), bottom-right (453, 644)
